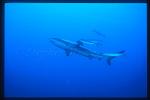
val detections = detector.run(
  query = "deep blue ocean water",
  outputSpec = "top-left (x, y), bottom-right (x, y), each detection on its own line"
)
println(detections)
top-left (4, 3), bottom-right (147, 97)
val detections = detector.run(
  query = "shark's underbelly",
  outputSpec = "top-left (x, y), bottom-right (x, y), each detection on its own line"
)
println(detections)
top-left (69, 47), bottom-right (96, 58)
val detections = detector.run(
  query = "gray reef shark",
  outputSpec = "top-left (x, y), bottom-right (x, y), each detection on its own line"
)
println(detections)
top-left (49, 38), bottom-right (125, 65)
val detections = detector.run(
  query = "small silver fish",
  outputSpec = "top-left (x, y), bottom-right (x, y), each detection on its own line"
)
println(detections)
top-left (93, 30), bottom-right (105, 38)
top-left (79, 39), bottom-right (102, 46)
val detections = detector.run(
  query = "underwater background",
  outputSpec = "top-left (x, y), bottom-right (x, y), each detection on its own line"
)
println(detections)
top-left (4, 3), bottom-right (147, 97)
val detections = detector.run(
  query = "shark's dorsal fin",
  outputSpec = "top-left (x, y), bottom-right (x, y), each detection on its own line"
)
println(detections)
top-left (76, 40), bottom-right (84, 47)
top-left (65, 50), bottom-right (71, 56)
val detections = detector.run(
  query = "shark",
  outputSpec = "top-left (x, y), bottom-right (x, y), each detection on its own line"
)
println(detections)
top-left (49, 38), bottom-right (125, 65)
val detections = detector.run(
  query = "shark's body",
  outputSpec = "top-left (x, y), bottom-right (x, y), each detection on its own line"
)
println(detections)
top-left (50, 38), bottom-right (125, 65)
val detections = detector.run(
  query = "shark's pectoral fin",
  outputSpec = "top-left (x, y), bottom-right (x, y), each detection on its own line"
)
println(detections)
top-left (65, 50), bottom-right (71, 56)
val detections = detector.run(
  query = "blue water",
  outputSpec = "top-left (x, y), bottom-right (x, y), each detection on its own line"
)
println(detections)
top-left (4, 3), bottom-right (147, 97)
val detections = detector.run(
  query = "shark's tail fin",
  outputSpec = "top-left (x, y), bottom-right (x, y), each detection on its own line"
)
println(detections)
top-left (106, 50), bottom-right (125, 66)
top-left (117, 50), bottom-right (126, 54)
